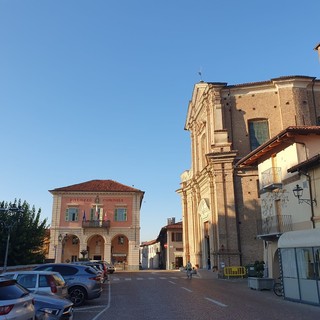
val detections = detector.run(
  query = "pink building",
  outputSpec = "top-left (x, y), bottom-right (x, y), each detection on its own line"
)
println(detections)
top-left (48, 180), bottom-right (144, 270)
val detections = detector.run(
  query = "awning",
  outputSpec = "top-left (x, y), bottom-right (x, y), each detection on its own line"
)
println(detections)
top-left (278, 228), bottom-right (320, 248)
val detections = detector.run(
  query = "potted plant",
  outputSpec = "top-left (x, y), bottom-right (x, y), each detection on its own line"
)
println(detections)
top-left (247, 260), bottom-right (274, 290)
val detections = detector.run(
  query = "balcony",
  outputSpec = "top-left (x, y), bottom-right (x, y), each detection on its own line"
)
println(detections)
top-left (261, 167), bottom-right (282, 191)
top-left (256, 215), bottom-right (292, 240)
top-left (82, 220), bottom-right (111, 229)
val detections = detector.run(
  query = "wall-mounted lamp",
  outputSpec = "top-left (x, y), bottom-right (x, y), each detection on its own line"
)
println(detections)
top-left (292, 184), bottom-right (317, 206)
top-left (58, 234), bottom-right (69, 243)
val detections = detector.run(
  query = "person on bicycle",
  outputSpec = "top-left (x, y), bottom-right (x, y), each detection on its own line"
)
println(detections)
top-left (186, 261), bottom-right (192, 279)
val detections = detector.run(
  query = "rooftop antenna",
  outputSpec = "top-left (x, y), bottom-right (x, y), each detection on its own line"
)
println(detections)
top-left (198, 67), bottom-right (203, 82)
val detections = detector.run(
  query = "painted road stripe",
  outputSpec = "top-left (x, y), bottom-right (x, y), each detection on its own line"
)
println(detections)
top-left (205, 297), bottom-right (228, 307)
top-left (181, 287), bottom-right (192, 292)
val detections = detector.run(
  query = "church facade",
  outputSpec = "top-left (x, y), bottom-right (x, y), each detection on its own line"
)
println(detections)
top-left (177, 76), bottom-right (320, 270)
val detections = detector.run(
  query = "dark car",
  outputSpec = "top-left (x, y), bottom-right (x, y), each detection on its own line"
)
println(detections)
top-left (34, 263), bottom-right (102, 306)
top-left (0, 277), bottom-right (35, 319)
top-left (31, 291), bottom-right (73, 320)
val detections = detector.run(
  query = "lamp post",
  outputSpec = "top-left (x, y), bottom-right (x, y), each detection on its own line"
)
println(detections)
top-left (0, 204), bottom-right (23, 272)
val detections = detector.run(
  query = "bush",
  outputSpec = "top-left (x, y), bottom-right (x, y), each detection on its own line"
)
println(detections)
top-left (254, 260), bottom-right (265, 278)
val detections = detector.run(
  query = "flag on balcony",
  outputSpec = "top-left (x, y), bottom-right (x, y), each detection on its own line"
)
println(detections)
top-left (95, 204), bottom-right (99, 220)
top-left (82, 210), bottom-right (86, 221)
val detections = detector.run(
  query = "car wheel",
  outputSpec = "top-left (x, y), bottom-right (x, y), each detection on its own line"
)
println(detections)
top-left (69, 286), bottom-right (87, 306)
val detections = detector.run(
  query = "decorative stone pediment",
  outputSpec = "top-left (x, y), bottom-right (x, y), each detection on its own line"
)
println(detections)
top-left (198, 198), bottom-right (210, 220)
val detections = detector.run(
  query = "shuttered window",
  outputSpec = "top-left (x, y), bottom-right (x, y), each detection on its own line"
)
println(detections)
top-left (65, 208), bottom-right (79, 222)
top-left (249, 119), bottom-right (269, 151)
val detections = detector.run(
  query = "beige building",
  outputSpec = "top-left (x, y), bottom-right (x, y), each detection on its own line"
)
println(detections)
top-left (157, 219), bottom-right (183, 270)
top-left (140, 218), bottom-right (184, 270)
top-left (48, 179), bottom-right (144, 271)
top-left (177, 76), bottom-right (320, 271)
top-left (237, 126), bottom-right (320, 305)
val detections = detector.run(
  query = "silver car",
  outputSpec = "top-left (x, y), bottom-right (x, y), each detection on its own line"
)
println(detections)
top-left (34, 263), bottom-right (102, 306)
top-left (0, 277), bottom-right (35, 320)
top-left (2, 271), bottom-right (68, 299)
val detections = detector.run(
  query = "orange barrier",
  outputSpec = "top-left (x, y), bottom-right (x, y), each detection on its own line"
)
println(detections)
top-left (223, 266), bottom-right (246, 278)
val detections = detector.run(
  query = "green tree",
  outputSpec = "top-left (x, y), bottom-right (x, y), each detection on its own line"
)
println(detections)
top-left (0, 199), bottom-right (48, 266)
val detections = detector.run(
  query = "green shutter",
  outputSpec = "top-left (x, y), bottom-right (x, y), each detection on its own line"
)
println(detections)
top-left (65, 209), bottom-right (69, 221)
top-left (75, 208), bottom-right (79, 221)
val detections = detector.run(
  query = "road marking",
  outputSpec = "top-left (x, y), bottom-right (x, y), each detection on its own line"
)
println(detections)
top-left (124, 278), bottom-right (132, 281)
top-left (159, 277), bottom-right (166, 279)
top-left (168, 281), bottom-right (176, 285)
top-left (137, 278), bottom-right (144, 280)
top-left (92, 282), bottom-right (111, 320)
top-left (148, 277), bottom-right (155, 280)
top-left (181, 287), bottom-right (193, 292)
top-left (205, 297), bottom-right (228, 307)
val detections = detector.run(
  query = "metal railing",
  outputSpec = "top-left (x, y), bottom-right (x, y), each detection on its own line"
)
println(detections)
top-left (82, 220), bottom-right (111, 228)
top-left (261, 167), bottom-right (282, 189)
top-left (256, 215), bottom-right (292, 237)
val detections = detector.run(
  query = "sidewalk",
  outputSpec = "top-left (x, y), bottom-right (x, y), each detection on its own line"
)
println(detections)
top-left (194, 268), bottom-right (248, 282)
top-left (195, 268), bottom-right (219, 279)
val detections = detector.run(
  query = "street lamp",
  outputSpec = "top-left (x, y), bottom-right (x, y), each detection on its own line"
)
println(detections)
top-left (0, 204), bottom-right (23, 272)
top-left (292, 184), bottom-right (317, 206)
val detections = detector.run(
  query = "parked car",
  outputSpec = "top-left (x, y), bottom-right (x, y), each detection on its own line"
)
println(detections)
top-left (73, 261), bottom-right (107, 283)
top-left (2, 271), bottom-right (68, 298)
top-left (34, 263), bottom-right (102, 306)
top-left (0, 277), bottom-right (35, 320)
top-left (90, 260), bottom-right (115, 274)
top-left (31, 291), bottom-right (73, 320)
top-left (104, 262), bottom-right (115, 274)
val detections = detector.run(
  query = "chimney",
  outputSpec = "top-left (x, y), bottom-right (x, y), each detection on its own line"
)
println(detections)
top-left (167, 217), bottom-right (175, 225)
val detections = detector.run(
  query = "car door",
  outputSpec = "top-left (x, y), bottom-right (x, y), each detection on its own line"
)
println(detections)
top-left (16, 274), bottom-right (37, 291)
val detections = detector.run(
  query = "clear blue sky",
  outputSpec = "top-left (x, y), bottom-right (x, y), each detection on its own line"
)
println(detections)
top-left (1, 0), bottom-right (319, 242)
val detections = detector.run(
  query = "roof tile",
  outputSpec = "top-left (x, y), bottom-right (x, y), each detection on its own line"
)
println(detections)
top-left (49, 179), bottom-right (143, 193)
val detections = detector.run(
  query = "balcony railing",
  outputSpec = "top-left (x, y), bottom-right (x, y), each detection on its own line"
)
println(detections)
top-left (82, 220), bottom-right (111, 229)
top-left (261, 167), bottom-right (282, 190)
top-left (256, 215), bottom-right (292, 238)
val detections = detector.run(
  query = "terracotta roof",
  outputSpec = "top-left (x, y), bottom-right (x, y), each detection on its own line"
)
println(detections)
top-left (49, 179), bottom-right (144, 193)
top-left (288, 154), bottom-right (320, 173)
top-left (235, 126), bottom-right (320, 167)
top-left (165, 221), bottom-right (182, 229)
top-left (140, 239), bottom-right (158, 247)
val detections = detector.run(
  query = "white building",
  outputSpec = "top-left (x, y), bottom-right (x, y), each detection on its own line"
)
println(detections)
top-left (236, 126), bottom-right (320, 305)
